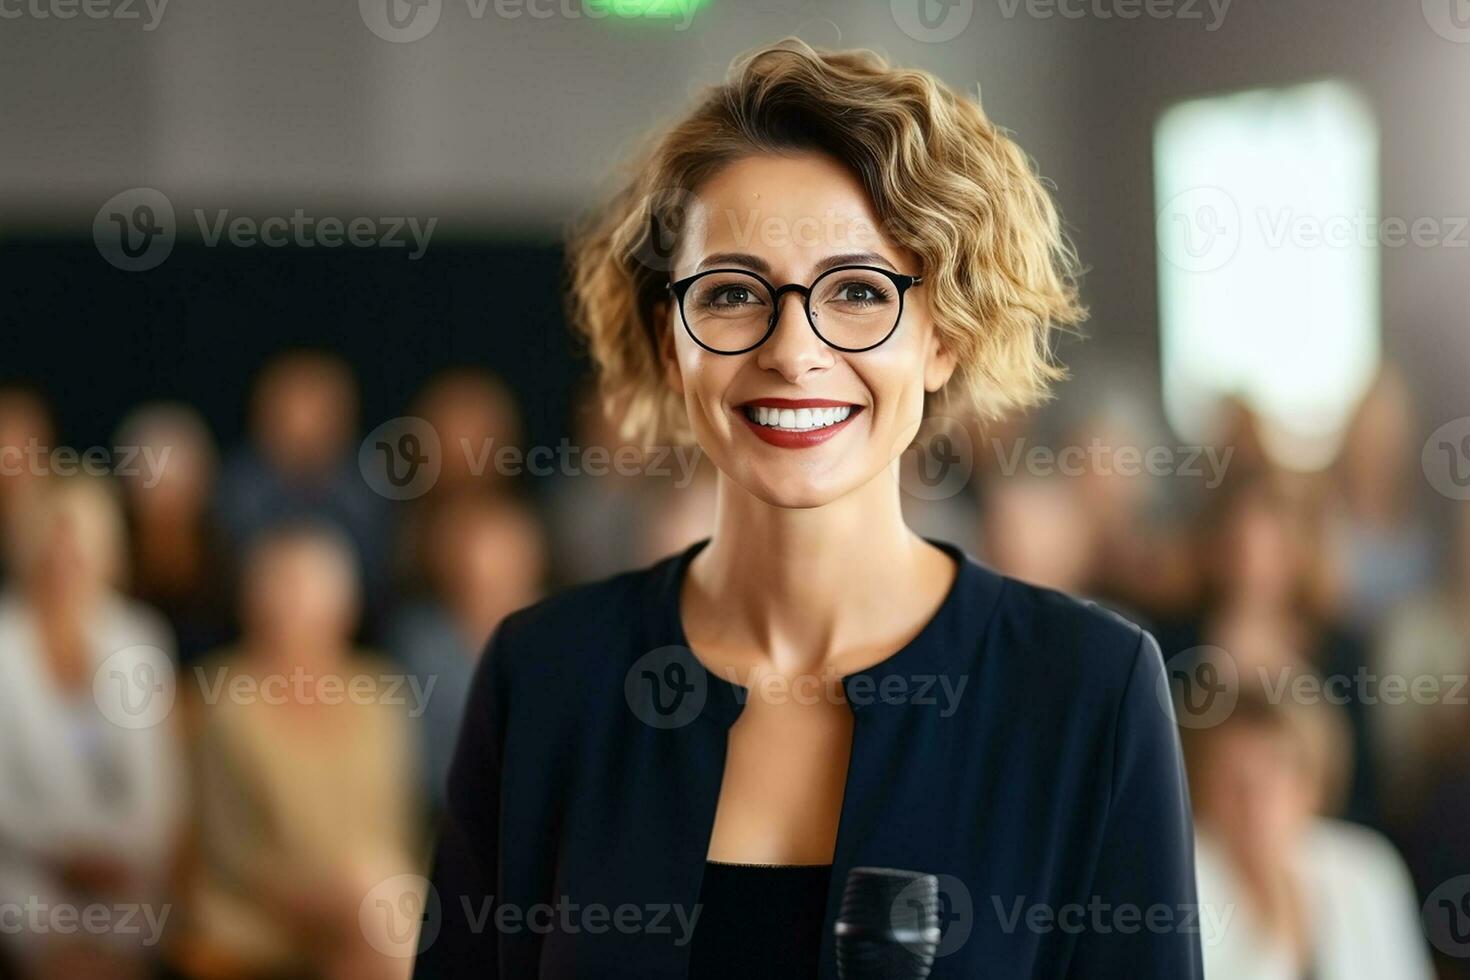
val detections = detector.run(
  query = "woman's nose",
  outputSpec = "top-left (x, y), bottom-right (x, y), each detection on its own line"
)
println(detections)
top-left (756, 292), bottom-right (832, 380)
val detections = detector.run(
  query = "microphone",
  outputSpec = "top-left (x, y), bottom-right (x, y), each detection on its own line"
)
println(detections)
top-left (833, 867), bottom-right (942, 979)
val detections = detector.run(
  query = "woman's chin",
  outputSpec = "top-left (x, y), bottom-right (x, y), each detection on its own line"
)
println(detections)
top-left (729, 468), bottom-right (859, 511)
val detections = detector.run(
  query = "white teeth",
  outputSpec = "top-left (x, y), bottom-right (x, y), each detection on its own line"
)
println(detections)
top-left (744, 405), bottom-right (854, 431)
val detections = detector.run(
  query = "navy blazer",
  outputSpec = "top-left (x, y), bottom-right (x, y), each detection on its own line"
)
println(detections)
top-left (413, 537), bottom-right (1203, 978)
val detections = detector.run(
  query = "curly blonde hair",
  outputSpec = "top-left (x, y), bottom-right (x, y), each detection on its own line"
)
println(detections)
top-left (567, 38), bottom-right (1085, 446)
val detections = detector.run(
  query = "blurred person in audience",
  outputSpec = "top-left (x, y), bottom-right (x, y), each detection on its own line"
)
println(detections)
top-left (896, 411), bottom-right (986, 550)
top-left (1211, 393), bottom-right (1271, 476)
top-left (113, 403), bottom-right (233, 665)
top-left (1066, 396), bottom-right (1201, 620)
top-left (1184, 682), bottom-right (1432, 980)
top-left (185, 524), bottom-right (420, 980)
top-left (0, 476), bottom-right (184, 980)
top-left (1324, 365), bottom-right (1434, 630)
top-left (634, 457), bottom-right (719, 568)
top-left (1400, 704), bottom-right (1470, 980)
top-left (979, 473), bottom-right (1096, 596)
top-left (1372, 501), bottom-right (1470, 821)
top-left (395, 368), bottom-right (525, 594)
top-left (387, 492), bottom-right (546, 815)
top-left (215, 350), bottom-right (390, 628)
top-left (544, 380), bottom-right (664, 585)
top-left (1164, 469), bottom-right (1380, 825)
top-left (0, 384), bottom-right (55, 581)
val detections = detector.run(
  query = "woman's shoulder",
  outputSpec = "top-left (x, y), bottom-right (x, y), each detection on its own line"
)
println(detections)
top-left (978, 565), bottom-right (1160, 695)
top-left (478, 550), bottom-right (683, 687)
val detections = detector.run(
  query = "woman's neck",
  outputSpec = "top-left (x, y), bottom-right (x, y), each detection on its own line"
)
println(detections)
top-left (684, 468), bottom-right (951, 675)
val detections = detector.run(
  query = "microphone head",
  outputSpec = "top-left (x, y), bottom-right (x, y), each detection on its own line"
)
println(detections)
top-left (833, 867), bottom-right (942, 980)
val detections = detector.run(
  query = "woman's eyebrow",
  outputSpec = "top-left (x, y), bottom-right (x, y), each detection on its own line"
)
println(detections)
top-left (694, 251), bottom-right (899, 277)
top-left (696, 252), bottom-right (772, 274)
top-left (813, 252), bottom-right (897, 274)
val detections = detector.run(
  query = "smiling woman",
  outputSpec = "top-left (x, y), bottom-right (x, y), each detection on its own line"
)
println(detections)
top-left (414, 38), bottom-right (1201, 980)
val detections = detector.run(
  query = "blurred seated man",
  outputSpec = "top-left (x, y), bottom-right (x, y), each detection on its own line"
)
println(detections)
top-left (214, 351), bottom-right (390, 625)
top-left (113, 403), bottom-right (233, 665)
top-left (387, 492), bottom-right (545, 815)
top-left (395, 368), bottom-right (524, 594)
top-left (0, 476), bottom-right (184, 980)
top-left (0, 385), bottom-right (55, 583)
top-left (978, 474), bottom-right (1096, 596)
top-left (1184, 682), bottom-right (1432, 980)
top-left (186, 524), bottom-right (421, 980)
top-left (1173, 469), bottom-right (1381, 826)
top-left (1371, 500), bottom-right (1470, 819)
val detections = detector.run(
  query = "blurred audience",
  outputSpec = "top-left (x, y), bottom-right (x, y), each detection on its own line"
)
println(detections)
top-left (546, 382), bottom-right (674, 585)
top-left (1185, 683), bottom-right (1433, 980)
top-left (1371, 501), bottom-right (1470, 819)
top-left (214, 351), bottom-right (391, 629)
top-left (5, 353), bottom-right (1464, 980)
top-left (387, 492), bottom-right (546, 815)
top-left (979, 474), bottom-right (1094, 596)
top-left (184, 524), bottom-right (420, 980)
top-left (113, 403), bottom-right (233, 665)
top-left (1324, 366), bottom-right (1435, 629)
top-left (392, 367), bottom-right (525, 596)
top-left (1162, 468), bottom-right (1382, 826)
top-left (0, 385), bottom-right (55, 582)
top-left (0, 476), bottom-right (185, 980)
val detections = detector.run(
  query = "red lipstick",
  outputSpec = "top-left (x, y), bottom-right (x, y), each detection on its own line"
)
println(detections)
top-left (734, 398), bottom-right (862, 449)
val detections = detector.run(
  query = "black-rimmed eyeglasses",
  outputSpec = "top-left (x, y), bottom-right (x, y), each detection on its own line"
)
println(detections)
top-left (666, 265), bottom-right (923, 355)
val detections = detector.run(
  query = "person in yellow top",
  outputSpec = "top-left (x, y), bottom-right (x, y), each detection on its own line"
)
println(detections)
top-left (184, 524), bottom-right (423, 980)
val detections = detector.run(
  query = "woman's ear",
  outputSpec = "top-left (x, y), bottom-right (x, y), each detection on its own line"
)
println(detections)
top-left (655, 300), bottom-right (686, 396)
top-left (923, 327), bottom-right (958, 394)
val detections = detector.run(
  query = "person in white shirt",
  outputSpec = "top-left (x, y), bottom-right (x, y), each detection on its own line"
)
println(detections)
top-left (0, 475), bottom-right (184, 980)
top-left (1184, 681), bottom-right (1433, 980)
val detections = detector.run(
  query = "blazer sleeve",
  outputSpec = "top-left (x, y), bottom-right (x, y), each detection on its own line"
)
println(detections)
top-left (1067, 629), bottom-right (1204, 979)
top-left (412, 621), bottom-right (511, 979)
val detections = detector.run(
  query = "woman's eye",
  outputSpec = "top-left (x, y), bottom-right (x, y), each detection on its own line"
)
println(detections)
top-left (711, 286), bottom-right (756, 306)
top-left (836, 282), bottom-right (885, 304)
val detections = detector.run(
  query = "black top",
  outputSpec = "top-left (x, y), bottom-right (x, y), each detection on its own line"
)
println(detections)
top-left (685, 862), bottom-right (831, 979)
top-left (413, 537), bottom-right (1203, 979)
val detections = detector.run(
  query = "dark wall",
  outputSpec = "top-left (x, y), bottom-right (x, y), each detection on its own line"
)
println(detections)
top-left (1, 239), bottom-right (579, 453)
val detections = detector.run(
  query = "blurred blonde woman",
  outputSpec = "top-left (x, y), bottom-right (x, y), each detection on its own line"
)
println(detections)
top-left (0, 475), bottom-right (184, 980)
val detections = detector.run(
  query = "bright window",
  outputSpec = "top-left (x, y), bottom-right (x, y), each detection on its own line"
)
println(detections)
top-left (1154, 81), bottom-right (1380, 470)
